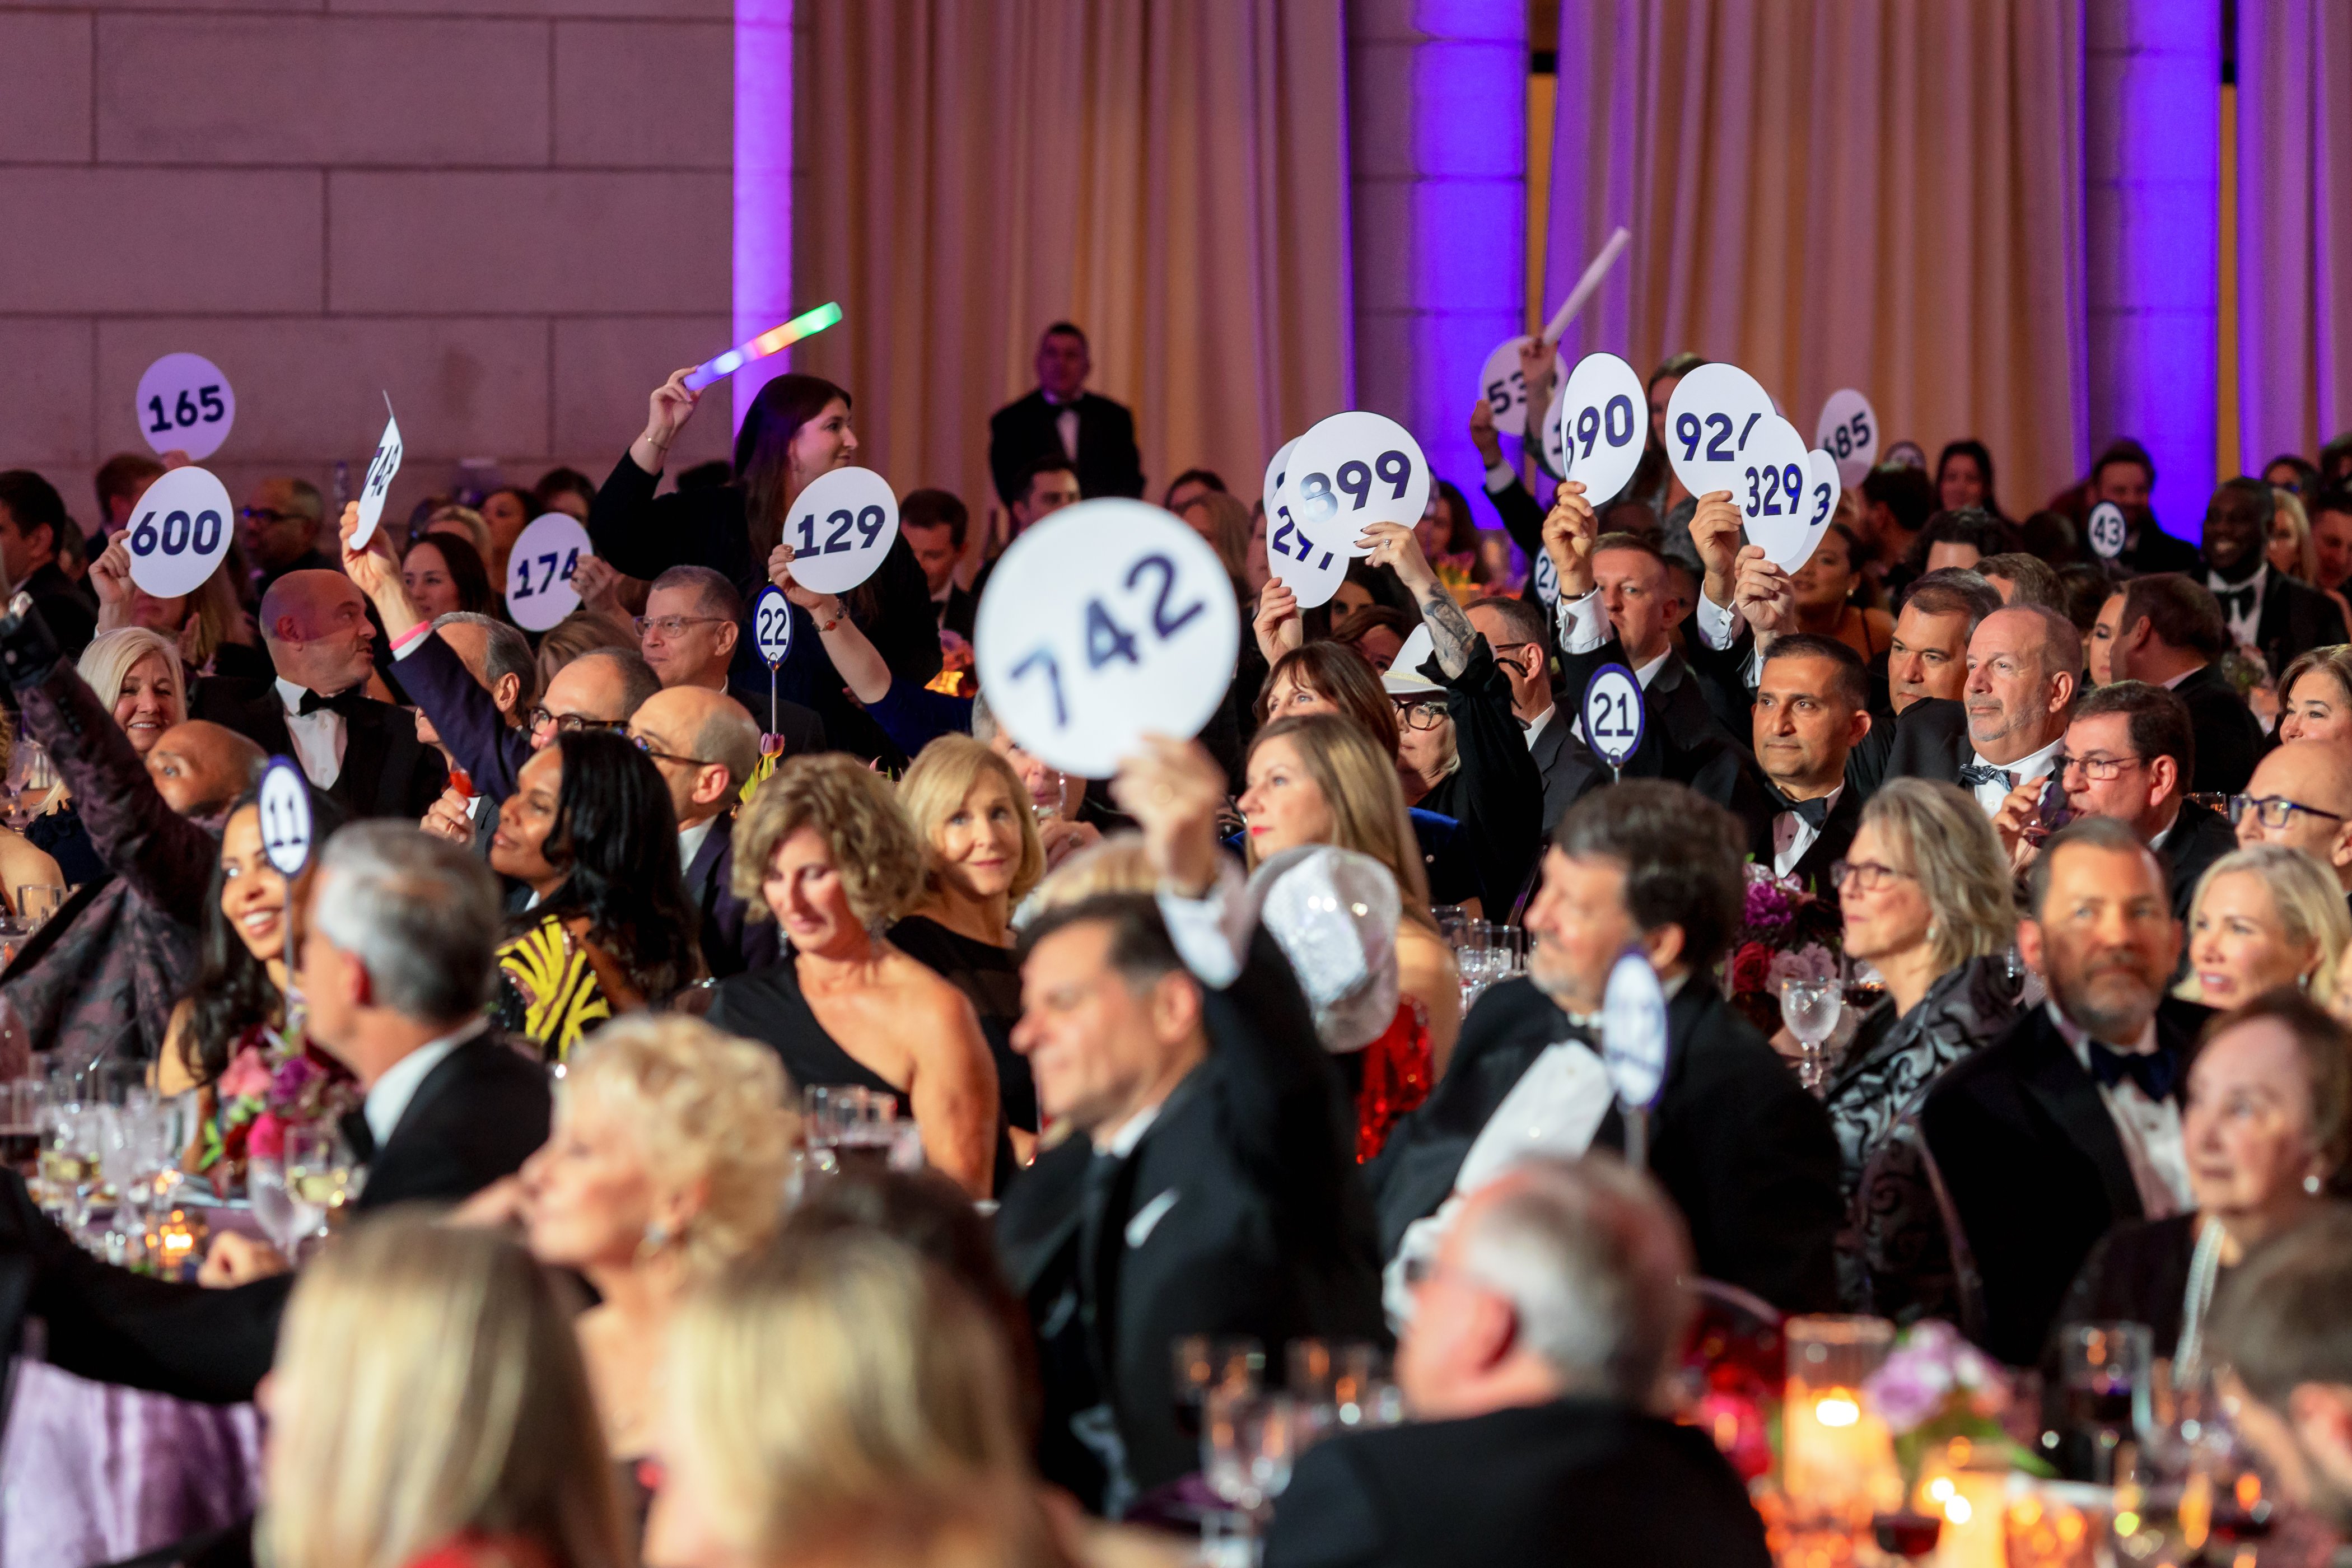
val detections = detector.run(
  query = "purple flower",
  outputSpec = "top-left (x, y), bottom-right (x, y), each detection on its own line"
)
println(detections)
top-left (1864, 1348), bottom-right (1953, 1433)
top-left (268, 1054), bottom-right (322, 1109)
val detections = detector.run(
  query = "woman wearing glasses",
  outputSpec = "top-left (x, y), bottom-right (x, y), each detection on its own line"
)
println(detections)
top-left (1825, 778), bottom-right (2028, 1313)
top-left (490, 731), bottom-right (702, 1060)
top-left (2180, 844), bottom-right (2350, 1008)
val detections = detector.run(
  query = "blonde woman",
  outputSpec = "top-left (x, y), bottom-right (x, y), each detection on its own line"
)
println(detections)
top-left (20, 626), bottom-right (185, 894)
top-left (890, 736), bottom-right (1047, 1142)
top-left (2183, 843), bottom-right (2352, 1007)
top-left (496, 1015), bottom-right (792, 1535)
top-left (1832, 778), bottom-right (2028, 1313)
top-left (2275, 645), bottom-right (2352, 744)
top-left (259, 1214), bottom-right (629, 1568)
top-left (646, 1230), bottom-right (1051, 1568)
top-left (710, 753), bottom-right (1000, 1195)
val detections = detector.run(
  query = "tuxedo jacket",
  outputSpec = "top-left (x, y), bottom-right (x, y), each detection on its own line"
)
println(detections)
top-left (2160, 797), bottom-right (2240, 920)
top-left (987, 390), bottom-right (1146, 508)
top-left (1882, 694), bottom-right (1975, 788)
top-left (1526, 708), bottom-right (1583, 832)
top-left (2246, 569), bottom-right (2350, 678)
top-left (191, 674), bottom-right (446, 822)
top-left (1368, 977), bottom-right (1844, 1314)
top-left (2171, 661), bottom-right (2266, 796)
top-left (1917, 1000), bottom-right (2205, 1366)
top-left (392, 631), bottom-right (533, 802)
top-left (1742, 776), bottom-right (1864, 894)
top-left (939, 582), bottom-right (978, 642)
top-left (1264, 1397), bottom-right (1774, 1568)
top-left (683, 807), bottom-right (780, 981)
top-left (995, 928), bottom-right (1384, 1511)
top-left (0, 1031), bottom-right (549, 1415)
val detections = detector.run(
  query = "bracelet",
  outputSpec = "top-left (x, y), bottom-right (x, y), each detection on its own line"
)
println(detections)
top-left (638, 431), bottom-right (671, 454)
top-left (815, 599), bottom-right (845, 633)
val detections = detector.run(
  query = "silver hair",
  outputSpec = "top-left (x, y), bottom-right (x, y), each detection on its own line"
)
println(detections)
top-left (432, 611), bottom-right (539, 711)
top-left (310, 823), bottom-right (501, 1025)
top-left (1453, 1156), bottom-right (1695, 1405)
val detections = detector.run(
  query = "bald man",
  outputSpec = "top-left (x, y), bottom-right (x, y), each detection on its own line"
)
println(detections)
top-left (0, 597), bottom-right (273, 1065)
top-left (191, 568), bottom-right (446, 820)
top-left (2234, 741), bottom-right (2352, 910)
top-left (627, 685), bottom-right (776, 978)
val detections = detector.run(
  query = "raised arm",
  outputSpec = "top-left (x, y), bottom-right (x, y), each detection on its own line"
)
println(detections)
top-left (585, 371), bottom-right (744, 583)
top-left (1360, 521), bottom-right (1478, 680)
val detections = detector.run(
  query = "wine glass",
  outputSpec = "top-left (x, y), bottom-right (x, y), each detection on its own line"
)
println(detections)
top-left (283, 1124), bottom-right (360, 1244)
top-left (2059, 1322), bottom-right (2151, 1483)
top-left (245, 1158), bottom-right (314, 1260)
top-left (5, 738), bottom-right (54, 833)
top-left (1172, 1335), bottom-right (1263, 1439)
top-left (1779, 977), bottom-right (1843, 1093)
top-left (15, 884), bottom-right (62, 930)
top-left (1202, 1385), bottom-right (1299, 1514)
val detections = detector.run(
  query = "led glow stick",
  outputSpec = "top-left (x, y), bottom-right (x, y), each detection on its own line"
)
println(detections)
top-left (1542, 227), bottom-right (1632, 344)
top-left (681, 302), bottom-right (844, 391)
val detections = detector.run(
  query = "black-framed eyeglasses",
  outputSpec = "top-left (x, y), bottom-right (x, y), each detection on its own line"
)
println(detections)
top-left (1396, 699), bottom-right (1449, 731)
top-left (1829, 860), bottom-right (1917, 893)
top-left (631, 734), bottom-right (716, 769)
top-left (528, 707), bottom-right (628, 736)
top-left (2057, 753), bottom-right (2147, 783)
top-left (2226, 794), bottom-right (2347, 830)
top-left (239, 506), bottom-right (300, 526)
top-left (632, 615), bottom-right (728, 639)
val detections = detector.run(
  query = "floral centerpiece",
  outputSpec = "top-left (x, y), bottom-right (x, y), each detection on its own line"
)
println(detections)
top-left (1721, 863), bottom-right (1844, 1037)
top-left (1861, 1319), bottom-right (2053, 1484)
top-left (189, 1028), bottom-right (358, 1194)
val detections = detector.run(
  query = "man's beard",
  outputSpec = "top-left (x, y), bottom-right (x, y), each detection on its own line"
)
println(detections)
top-left (2052, 958), bottom-right (2158, 1041)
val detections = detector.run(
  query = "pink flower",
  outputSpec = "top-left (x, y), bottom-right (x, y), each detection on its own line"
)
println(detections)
top-left (216, 1047), bottom-right (274, 1103)
top-left (246, 1112), bottom-right (285, 1163)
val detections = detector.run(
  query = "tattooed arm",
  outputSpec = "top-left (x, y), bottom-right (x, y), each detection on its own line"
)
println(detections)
top-left (1361, 521), bottom-right (1481, 680)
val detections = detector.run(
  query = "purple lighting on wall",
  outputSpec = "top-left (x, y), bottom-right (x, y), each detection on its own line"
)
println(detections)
top-left (733, 0), bottom-right (794, 432)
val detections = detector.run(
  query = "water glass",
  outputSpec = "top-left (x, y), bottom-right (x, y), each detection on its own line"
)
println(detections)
top-left (1431, 904), bottom-right (1467, 947)
top-left (1202, 1385), bottom-right (1299, 1512)
top-left (246, 1158), bottom-right (314, 1259)
top-left (1779, 977), bottom-right (1844, 1094)
top-left (2059, 1322), bottom-right (2151, 1482)
top-left (15, 884), bottom-right (62, 928)
top-left (1172, 1335), bottom-right (1264, 1439)
top-left (802, 1085), bottom-right (902, 1176)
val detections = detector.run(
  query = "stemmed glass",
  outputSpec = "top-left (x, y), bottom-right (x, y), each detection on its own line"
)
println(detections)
top-left (283, 1123), bottom-right (365, 1252)
top-left (1779, 977), bottom-right (1844, 1094)
top-left (2060, 1321), bottom-right (2152, 1483)
top-left (4, 736), bottom-right (55, 833)
top-left (1173, 1335), bottom-right (1264, 1439)
top-left (1202, 1385), bottom-right (1300, 1516)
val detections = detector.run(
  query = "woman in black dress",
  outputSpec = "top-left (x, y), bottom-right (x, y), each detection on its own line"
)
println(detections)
top-left (706, 753), bottom-right (1000, 1196)
top-left (586, 370), bottom-right (940, 749)
top-left (888, 735), bottom-right (1043, 1149)
top-left (2057, 989), bottom-right (2349, 1380)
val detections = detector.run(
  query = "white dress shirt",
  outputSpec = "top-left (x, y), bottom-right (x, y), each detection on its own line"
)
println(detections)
top-left (1552, 589), bottom-right (1670, 744)
top-left (362, 1018), bottom-right (489, 1152)
top-left (1522, 703), bottom-right (1556, 751)
top-left (2046, 1003), bottom-right (2192, 1219)
top-left (276, 676), bottom-right (347, 789)
top-left (678, 815), bottom-right (718, 879)
top-left (2208, 563), bottom-right (2265, 648)
top-left (1774, 783), bottom-right (1844, 879)
top-left (1966, 732), bottom-right (2066, 816)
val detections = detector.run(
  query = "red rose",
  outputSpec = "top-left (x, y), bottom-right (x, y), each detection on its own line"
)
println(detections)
top-left (1730, 941), bottom-right (1773, 996)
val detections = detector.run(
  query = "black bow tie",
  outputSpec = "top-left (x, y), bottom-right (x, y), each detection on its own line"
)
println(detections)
top-left (296, 686), bottom-right (367, 717)
top-left (2085, 1038), bottom-right (2180, 1102)
top-left (1957, 763), bottom-right (2013, 790)
top-left (1767, 783), bottom-right (1833, 830)
top-left (2215, 584), bottom-right (2257, 619)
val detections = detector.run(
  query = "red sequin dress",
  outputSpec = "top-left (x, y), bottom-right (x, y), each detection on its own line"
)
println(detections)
top-left (1352, 998), bottom-right (1434, 1163)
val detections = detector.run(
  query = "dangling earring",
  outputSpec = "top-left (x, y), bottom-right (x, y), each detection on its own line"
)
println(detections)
top-left (2306, 1174), bottom-right (2325, 1196)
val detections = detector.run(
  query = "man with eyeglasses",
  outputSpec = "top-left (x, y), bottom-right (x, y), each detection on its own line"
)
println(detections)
top-left (237, 477), bottom-right (336, 590)
top-left (2233, 741), bottom-right (2352, 913)
top-left (1463, 594), bottom-right (1581, 830)
top-left (637, 564), bottom-right (825, 757)
top-left (625, 684), bottom-right (775, 979)
top-left (2046, 681), bottom-right (2237, 920)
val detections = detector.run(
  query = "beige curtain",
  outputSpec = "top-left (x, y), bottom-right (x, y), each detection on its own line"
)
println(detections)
top-left (1547, 0), bottom-right (2087, 511)
top-left (789, 0), bottom-right (1352, 532)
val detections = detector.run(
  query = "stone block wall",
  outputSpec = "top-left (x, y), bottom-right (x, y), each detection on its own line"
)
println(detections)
top-left (0, 0), bottom-right (735, 540)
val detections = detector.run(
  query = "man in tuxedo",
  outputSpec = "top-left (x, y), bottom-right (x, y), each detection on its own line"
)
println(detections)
top-left (2210, 1203), bottom-right (2352, 1532)
top-left (1861, 463), bottom-right (1936, 595)
top-left (2308, 486), bottom-right (2352, 598)
top-left (1919, 817), bottom-right (2199, 1365)
top-left (1464, 595), bottom-right (1578, 830)
top-left (997, 739), bottom-right (1380, 1515)
top-left (2092, 440), bottom-right (2200, 576)
top-left (193, 570), bottom-right (446, 820)
top-left (627, 684), bottom-right (776, 980)
top-left (1887, 570), bottom-right (2000, 715)
top-left (987, 323), bottom-right (1145, 508)
top-left (0, 470), bottom-right (98, 656)
top-left (2052, 681), bottom-right (2236, 920)
top-left (2104, 573), bottom-right (2266, 795)
top-left (1369, 780), bottom-right (1843, 1314)
top-left (1746, 634), bottom-right (1869, 889)
top-left (407, 610), bottom-right (533, 858)
top-left (2202, 476), bottom-right (2349, 675)
top-left (1886, 604), bottom-right (2079, 821)
top-left (640, 564), bottom-right (825, 756)
top-left (238, 475), bottom-right (338, 590)
top-left (2232, 741), bottom-right (2352, 907)
top-left (1266, 1158), bottom-right (1772, 1568)
top-left (903, 488), bottom-right (978, 640)
top-left (0, 824), bottom-right (548, 1413)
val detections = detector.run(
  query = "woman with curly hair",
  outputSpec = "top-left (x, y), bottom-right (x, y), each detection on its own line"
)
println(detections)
top-left (708, 753), bottom-right (1000, 1195)
top-left (489, 729), bottom-right (701, 1060)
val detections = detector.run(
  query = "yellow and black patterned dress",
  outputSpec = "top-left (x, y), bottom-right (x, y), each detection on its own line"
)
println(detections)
top-left (493, 916), bottom-right (613, 1063)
